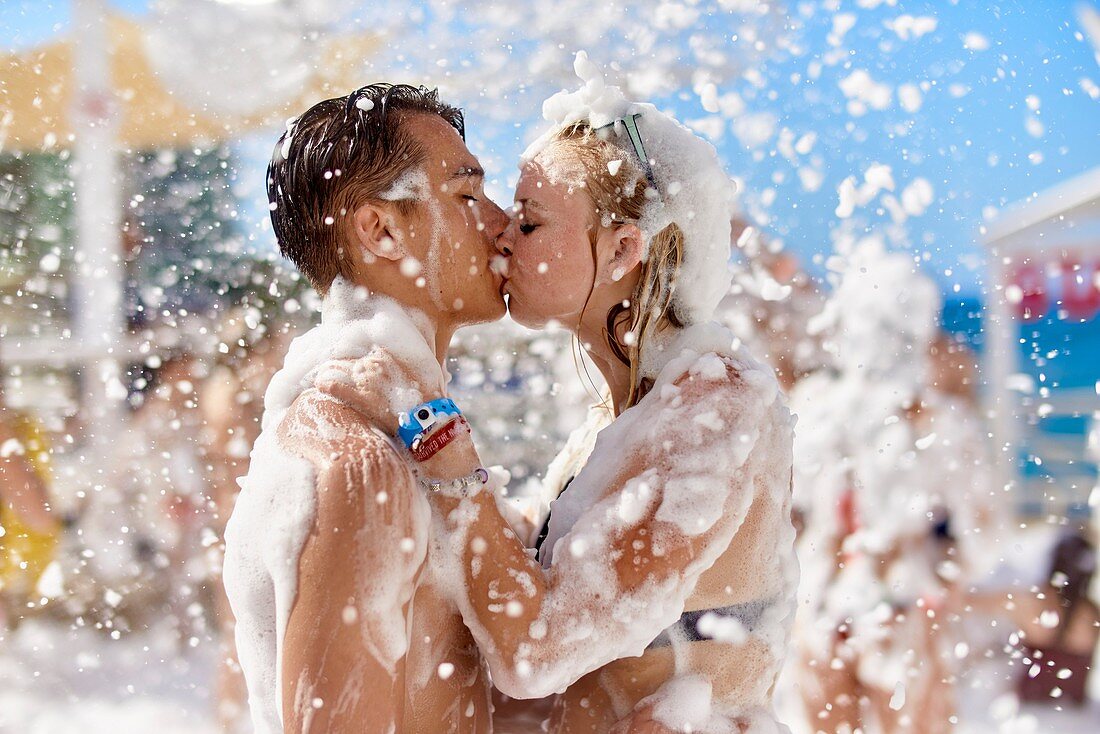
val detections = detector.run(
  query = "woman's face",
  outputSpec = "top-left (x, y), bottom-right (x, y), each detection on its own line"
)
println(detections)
top-left (499, 156), bottom-right (599, 329)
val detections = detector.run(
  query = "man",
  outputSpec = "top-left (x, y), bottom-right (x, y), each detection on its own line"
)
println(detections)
top-left (223, 84), bottom-right (508, 733)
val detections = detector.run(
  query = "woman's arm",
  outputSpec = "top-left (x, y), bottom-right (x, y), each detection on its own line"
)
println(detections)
top-left (422, 358), bottom-right (791, 699)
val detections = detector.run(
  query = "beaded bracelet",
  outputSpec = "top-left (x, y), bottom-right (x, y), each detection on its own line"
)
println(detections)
top-left (418, 466), bottom-right (490, 496)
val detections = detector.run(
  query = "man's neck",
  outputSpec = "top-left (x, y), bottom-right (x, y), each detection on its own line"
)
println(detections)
top-left (351, 271), bottom-right (454, 371)
top-left (431, 318), bottom-right (456, 371)
top-left (394, 295), bottom-right (454, 371)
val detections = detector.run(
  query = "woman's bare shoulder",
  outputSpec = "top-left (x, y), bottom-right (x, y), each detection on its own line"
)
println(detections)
top-left (659, 349), bottom-right (785, 421)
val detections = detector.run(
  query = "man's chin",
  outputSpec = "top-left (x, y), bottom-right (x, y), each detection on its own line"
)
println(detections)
top-left (487, 296), bottom-right (508, 323)
top-left (456, 294), bottom-right (507, 326)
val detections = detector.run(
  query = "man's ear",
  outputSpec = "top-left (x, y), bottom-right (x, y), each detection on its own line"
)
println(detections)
top-left (350, 201), bottom-right (406, 262)
top-left (595, 223), bottom-right (644, 285)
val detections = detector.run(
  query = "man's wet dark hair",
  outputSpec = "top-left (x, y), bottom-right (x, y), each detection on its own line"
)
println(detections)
top-left (267, 84), bottom-right (464, 294)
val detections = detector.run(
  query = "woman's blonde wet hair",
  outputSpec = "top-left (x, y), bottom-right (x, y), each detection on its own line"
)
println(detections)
top-left (548, 121), bottom-right (686, 412)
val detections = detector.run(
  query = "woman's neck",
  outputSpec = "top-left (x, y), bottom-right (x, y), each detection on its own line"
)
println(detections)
top-left (576, 290), bottom-right (636, 415)
top-left (578, 304), bottom-right (691, 415)
top-left (580, 333), bottom-right (633, 415)
top-left (572, 268), bottom-right (655, 415)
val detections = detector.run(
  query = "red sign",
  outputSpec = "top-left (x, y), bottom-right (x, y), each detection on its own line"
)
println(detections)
top-left (1011, 256), bottom-right (1100, 322)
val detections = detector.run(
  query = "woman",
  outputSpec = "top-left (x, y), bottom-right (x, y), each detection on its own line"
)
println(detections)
top-left (359, 60), bottom-right (798, 732)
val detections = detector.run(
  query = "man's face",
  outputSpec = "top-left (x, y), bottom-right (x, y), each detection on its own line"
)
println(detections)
top-left (394, 114), bottom-right (508, 326)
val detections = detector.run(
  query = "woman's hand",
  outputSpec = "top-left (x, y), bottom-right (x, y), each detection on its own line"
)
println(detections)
top-left (313, 347), bottom-right (446, 431)
top-left (608, 705), bottom-right (684, 734)
top-left (409, 420), bottom-right (489, 514)
top-left (610, 702), bottom-right (746, 734)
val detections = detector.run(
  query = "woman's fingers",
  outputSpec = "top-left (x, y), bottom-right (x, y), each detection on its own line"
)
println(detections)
top-left (312, 350), bottom-right (445, 427)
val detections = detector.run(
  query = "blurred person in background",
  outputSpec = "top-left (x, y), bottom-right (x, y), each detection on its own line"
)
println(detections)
top-left (789, 244), bottom-right (1001, 734)
top-left (1011, 514), bottom-right (1098, 706)
top-left (202, 313), bottom-right (295, 733)
top-left (866, 333), bottom-right (1003, 734)
top-left (128, 348), bottom-right (211, 645)
top-left (0, 357), bottom-right (61, 631)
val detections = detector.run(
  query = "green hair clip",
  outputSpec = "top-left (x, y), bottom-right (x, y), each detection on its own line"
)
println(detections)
top-left (596, 113), bottom-right (657, 188)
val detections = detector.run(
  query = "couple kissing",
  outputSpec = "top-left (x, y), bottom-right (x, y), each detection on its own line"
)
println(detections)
top-left (224, 56), bottom-right (797, 734)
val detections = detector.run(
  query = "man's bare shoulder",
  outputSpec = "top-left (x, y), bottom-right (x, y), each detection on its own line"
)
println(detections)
top-left (280, 386), bottom-right (396, 464)
top-left (281, 390), bottom-right (431, 734)
top-left (278, 387), bottom-right (424, 534)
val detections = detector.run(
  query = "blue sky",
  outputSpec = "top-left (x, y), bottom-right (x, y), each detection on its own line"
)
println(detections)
top-left (716, 0), bottom-right (1100, 298)
top-left (3, 1), bottom-right (1099, 299)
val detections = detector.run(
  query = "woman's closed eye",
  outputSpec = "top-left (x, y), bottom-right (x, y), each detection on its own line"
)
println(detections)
top-left (519, 223), bottom-right (539, 235)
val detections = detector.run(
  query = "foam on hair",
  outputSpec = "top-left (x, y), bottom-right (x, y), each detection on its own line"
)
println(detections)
top-left (523, 52), bottom-right (739, 400)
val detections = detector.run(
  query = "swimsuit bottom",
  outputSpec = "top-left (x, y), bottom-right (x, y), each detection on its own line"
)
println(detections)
top-left (647, 597), bottom-right (775, 650)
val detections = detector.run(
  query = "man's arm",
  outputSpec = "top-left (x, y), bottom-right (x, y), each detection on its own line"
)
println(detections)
top-left (281, 416), bottom-right (429, 731)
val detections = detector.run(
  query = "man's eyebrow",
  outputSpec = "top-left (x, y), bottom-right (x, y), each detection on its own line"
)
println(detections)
top-left (449, 165), bottom-right (484, 181)
top-left (515, 198), bottom-right (544, 213)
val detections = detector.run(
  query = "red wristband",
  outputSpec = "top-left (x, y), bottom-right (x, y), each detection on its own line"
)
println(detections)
top-left (411, 417), bottom-right (468, 462)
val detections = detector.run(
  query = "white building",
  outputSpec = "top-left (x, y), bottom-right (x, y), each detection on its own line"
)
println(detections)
top-left (984, 166), bottom-right (1100, 515)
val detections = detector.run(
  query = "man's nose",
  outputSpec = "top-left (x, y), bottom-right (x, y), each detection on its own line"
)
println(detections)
top-left (483, 199), bottom-right (509, 241)
top-left (495, 218), bottom-right (515, 257)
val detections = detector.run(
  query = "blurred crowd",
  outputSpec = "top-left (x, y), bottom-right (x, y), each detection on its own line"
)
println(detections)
top-left (0, 309), bottom-right (295, 730)
top-left (732, 230), bottom-right (1098, 732)
top-left (1, 229), bottom-right (1098, 733)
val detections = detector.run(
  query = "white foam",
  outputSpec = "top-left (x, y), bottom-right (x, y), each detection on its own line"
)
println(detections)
top-left (838, 69), bottom-right (893, 116)
top-left (885, 14), bottom-right (938, 41)
top-left (378, 167), bottom-right (429, 203)
top-left (788, 240), bottom-right (1008, 702)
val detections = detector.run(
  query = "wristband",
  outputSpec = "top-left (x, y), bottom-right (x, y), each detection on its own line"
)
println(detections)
top-left (419, 466), bottom-right (490, 495)
top-left (397, 397), bottom-right (462, 449)
top-left (411, 417), bottom-right (469, 462)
